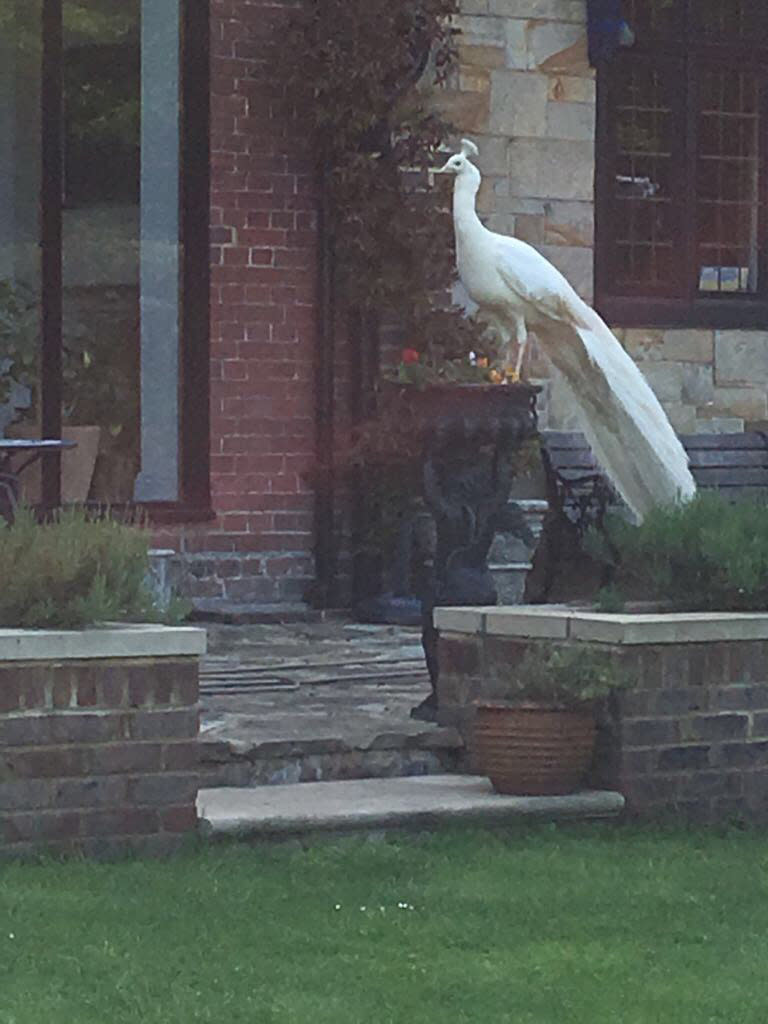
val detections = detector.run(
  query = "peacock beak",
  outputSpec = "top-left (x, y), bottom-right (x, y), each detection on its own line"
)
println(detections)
top-left (435, 160), bottom-right (453, 174)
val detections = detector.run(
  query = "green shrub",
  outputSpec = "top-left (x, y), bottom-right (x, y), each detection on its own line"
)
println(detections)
top-left (0, 507), bottom-right (173, 629)
top-left (599, 493), bottom-right (768, 612)
top-left (501, 642), bottom-right (634, 708)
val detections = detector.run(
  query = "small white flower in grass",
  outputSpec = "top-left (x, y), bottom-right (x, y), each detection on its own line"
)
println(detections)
top-left (360, 906), bottom-right (366, 912)
top-left (334, 904), bottom-right (341, 911)
top-left (8, 933), bottom-right (14, 939)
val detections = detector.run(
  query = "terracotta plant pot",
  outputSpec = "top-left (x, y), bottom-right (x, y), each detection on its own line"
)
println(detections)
top-left (472, 703), bottom-right (596, 796)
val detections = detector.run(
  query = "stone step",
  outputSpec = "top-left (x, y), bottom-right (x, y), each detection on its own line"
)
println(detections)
top-left (197, 775), bottom-right (625, 843)
top-left (200, 725), bottom-right (464, 787)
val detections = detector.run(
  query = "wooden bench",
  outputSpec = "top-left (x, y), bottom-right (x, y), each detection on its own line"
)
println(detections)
top-left (529, 430), bottom-right (768, 601)
top-left (540, 429), bottom-right (768, 528)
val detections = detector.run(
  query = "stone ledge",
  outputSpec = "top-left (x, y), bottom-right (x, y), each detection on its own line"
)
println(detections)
top-left (0, 624), bottom-right (207, 662)
top-left (434, 605), bottom-right (768, 645)
top-left (197, 775), bottom-right (624, 840)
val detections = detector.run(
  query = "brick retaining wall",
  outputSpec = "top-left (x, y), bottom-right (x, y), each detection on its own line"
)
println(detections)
top-left (435, 608), bottom-right (768, 825)
top-left (0, 650), bottom-right (201, 860)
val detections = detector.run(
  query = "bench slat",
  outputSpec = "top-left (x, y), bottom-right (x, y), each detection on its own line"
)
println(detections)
top-left (679, 432), bottom-right (768, 451)
top-left (687, 449), bottom-right (768, 468)
top-left (546, 451), bottom-right (600, 471)
top-left (541, 431), bottom-right (591, 450)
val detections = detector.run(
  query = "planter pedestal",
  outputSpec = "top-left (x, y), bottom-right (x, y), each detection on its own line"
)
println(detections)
top-left (413, 384), bottom-right (539, 720)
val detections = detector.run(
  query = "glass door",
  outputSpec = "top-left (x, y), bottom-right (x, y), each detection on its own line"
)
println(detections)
top-left (0, 0), bottom-right (186, 507)
top-left (0, 0), bottom-right (43, 445)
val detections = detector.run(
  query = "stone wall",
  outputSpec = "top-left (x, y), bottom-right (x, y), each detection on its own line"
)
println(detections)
top-left (443, 0), bottom-right (766, 435)
top-left (0, 645), bottom-right (201, 860)
top-left (434, 607), bottom-right (768, 824)
top-left (441, 0), bottom-right (595, 304)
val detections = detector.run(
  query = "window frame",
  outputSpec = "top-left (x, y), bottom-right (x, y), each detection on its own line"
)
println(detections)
top-left (595, 4), bottom-right (768, 329)
top-left (39, 0), bottom-right (212, 520)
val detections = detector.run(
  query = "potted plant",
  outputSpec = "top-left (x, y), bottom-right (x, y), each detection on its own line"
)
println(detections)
top-left (473, 642), bottom-right (634, 796)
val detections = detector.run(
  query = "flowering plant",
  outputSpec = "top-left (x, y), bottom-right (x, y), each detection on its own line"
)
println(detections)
top-left (390, 348), bottom-right (517, 387)
top-left (383, 306), bottom-right (518, 387)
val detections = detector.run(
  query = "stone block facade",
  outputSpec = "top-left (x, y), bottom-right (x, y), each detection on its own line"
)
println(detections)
top-left (0, 647), bottom-right (202, 860)
top-left (441, 0), bottom-right (767, 436)
top-left (434, 607), bottom-right (768, 824)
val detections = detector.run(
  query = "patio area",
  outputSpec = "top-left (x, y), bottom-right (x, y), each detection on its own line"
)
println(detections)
top-left (199, 619), bottom-right (464, 787)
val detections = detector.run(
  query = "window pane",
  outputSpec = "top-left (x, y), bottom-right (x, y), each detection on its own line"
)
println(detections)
top-left (59, 0), bottom-right (182, 504)
top-left (697, 67), bottom-right (762, 295)
top-left (624, 0), bottom-right (681, 42)
top-left (61, 1), bottom-right (141, 503)
top-left (613, 63), bottom-right (678, 292)
top-left (693, 0), bottom-right (768, 42)
top-left (0, 1), bottom-right (42, 452)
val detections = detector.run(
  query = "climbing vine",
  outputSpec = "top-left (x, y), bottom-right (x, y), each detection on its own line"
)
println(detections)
top-left (283, 0), bottom-right (485, 363)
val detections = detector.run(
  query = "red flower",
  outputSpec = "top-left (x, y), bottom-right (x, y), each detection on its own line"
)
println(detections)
top-left (401, 348), bottom-right (420, 365)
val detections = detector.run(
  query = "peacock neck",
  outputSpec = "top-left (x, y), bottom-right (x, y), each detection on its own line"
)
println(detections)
top-left (452, 176), bottom-right (483, 245)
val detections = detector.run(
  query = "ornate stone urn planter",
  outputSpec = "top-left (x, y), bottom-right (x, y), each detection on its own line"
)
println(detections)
top-left (353, 381), bottom-right (540, 630)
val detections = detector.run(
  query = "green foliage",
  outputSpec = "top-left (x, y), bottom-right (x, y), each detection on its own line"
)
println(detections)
top-left (601, 493), bottom-right (768, 612)
top-left (501, 641), bottom-right (635, 708)
top-left (0, 280), bottom-right (38, 405)
top-left (0, 507), bottom-right (170, 629)
top-left (595, 583), bottom-right (626, 613)
top-left (390, 357), bottom-right (495, 388)
top-left (283, 0), bottom-right (480, 357)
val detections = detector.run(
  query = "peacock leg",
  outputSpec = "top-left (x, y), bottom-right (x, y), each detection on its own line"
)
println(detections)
top-left (514, 317), bottom-right (528, 377)
top-left (487, 315), bottom-right (513, 369)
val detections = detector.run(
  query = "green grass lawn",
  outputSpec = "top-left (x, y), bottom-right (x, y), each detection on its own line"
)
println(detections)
top-left (2, 825), bottom-right (768, 1023)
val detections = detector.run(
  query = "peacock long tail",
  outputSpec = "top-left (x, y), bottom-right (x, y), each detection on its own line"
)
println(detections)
top-left (533, 299), bottom-right (696, 522)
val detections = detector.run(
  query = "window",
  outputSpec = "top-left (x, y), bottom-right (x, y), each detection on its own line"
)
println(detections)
top-left (595, 0), bottom-right (768, 328)
top-left (0, 0), bottom-right (210, 515)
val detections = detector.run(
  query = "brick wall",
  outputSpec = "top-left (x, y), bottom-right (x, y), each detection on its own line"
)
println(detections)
top-left (437, 629), bottom-right (768, 825)
top-left (160, 0), bottom-right (320, 609)
top-left (0, 657), bottom-right (200, 859)
top-left (598, 640), bottom-right (768, 824)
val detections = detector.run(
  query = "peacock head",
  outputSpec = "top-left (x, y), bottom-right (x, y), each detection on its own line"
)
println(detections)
top-left (435, 139), bottom-right (481, 190)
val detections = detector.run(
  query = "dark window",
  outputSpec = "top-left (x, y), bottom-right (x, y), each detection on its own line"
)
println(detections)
top-left (63, 43), bottom-right (141, 208)
top-left (1, 0), bottom-right (210, 516)
top-left (595, 0), bottom-right (768, 328)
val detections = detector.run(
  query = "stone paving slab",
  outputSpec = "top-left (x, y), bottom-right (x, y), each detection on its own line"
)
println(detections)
top-left (197, 775), bottom-right (625, 841)
top-left (204, 619), bottom-right (426, 668)
top-left (199, 619), bottom-right (461, 786)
